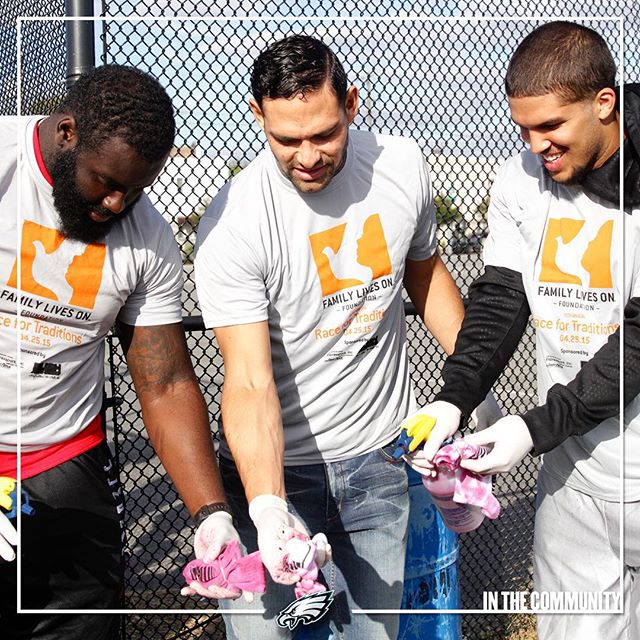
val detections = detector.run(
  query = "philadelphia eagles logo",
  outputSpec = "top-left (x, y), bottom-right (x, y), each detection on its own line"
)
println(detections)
top-left (276, 590), bottom-right (334, 630)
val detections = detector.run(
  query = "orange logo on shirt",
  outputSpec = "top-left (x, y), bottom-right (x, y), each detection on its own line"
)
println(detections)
top-left (7, 221), bottom-right (106, 309)
top-left (309, 214), bottom-right (392, 297)
top-left (539, 218), bottom-right (613, 288)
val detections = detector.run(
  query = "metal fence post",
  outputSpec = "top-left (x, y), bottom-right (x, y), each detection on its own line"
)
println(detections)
top-left (64, 0), bottom-right (94, 88)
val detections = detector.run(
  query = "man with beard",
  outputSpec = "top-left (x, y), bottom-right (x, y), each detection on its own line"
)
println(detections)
top-left (406, 22), bottom-right (640, 638)
top-left (0, 65), bottom-right (240, 639)
top-left (193, 34), bottom-right (501, 639)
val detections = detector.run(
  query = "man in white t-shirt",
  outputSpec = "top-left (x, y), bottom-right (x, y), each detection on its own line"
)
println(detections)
top-left (0, 65), bottom-right (240, 639)
top-left (194, 35), bottom-right (470, 639)
top-left (407, 22), bottom-right (640, 638)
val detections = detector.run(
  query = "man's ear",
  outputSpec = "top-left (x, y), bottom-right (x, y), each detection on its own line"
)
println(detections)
top-left (595, 87), bottom-right (617, 122)
top-left (54, 115), bottom-right (79, 151)
top-left (249, 99), bottom-right (265, 131)
top-left (345, 86), bottom-right (359, 125)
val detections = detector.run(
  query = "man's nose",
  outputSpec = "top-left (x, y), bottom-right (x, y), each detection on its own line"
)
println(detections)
top-left (296, 141), bottom-right (321, 168)
top-left (101, 191), bottom-right (127, 214)
top-left (524, 129), bottom-right (551, 155)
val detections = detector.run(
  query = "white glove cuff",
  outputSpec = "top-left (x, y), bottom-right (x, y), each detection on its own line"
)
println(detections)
top-left (199, 511), bottom-right (234, 528)
top-left (248, 494), bottom-right (288, 524)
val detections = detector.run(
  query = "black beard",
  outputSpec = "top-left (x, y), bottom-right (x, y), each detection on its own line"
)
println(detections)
top-left (564, 162), bottom-right (595, 186)
top-left (564, 145), bottom-right (604, 186)
top-left (50, 148), bottom-right (133, 244)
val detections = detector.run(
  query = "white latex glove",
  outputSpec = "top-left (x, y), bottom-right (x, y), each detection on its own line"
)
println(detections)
top-left (0, 511), bottom-right (17, 562)
top-left (459, 415), bottom-right (534, 474)
top-left (249, 494), bottom-right (331, 585)
top-left (470, 392), bottom-right (503, 431)
top-left (405, 401), bottom-right (462, 476)
top-left (192, 511), bottom-right (240, 562)
top-left (309, 532), bottom-right (331, 568)
top-left (180, 511), bottom-right (245, 600)
top-left (408, 393), bottom-right (503, 476)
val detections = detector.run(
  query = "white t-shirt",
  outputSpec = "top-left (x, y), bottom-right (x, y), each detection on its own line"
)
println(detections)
top-left (0, 116), bottom-right (184, 452)
top-left (483, 149), bottom-right (640, 501)
top-left (195, 129), bottom-right (437, 464)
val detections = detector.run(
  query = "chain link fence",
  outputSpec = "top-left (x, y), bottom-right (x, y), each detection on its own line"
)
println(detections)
top-left (4, 2), bottom-right (639, 639)
top-left (0, 1), bottom-right (66, 115)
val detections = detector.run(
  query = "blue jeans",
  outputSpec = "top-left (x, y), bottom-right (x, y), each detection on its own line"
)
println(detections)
top-left (218, 448), bottom-right (409, 640)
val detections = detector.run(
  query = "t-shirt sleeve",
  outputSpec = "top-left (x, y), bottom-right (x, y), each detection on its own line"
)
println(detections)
top-left (406, 150), bottom-right (438, 261)
top-left (482, 159), bottom-right (523, 272)
top-left (194, 196), bottom-right (268, 329)
top-left (117, 212), bottom-right (184, 326)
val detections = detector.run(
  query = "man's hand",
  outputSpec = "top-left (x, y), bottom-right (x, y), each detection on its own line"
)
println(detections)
top-left (0, 512), bottom-right (17, 562)
top-left (193, 511), bottom-right (240, 562)
top-left (407, 394), bottom-right (503, 476)
top-left (405, 401), bottom-right (462, 476)
top-left (249, 495), bottom-right (331, 585)
top-left (181, 511), bottom-right (244, 600)
top-left (459, 415), bottom-right (533, 474)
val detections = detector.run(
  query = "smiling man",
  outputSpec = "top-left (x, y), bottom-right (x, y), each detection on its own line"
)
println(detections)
top-left (510, 93), bottom-right (619, 183)
top-left (406, 21), bottom-right (640, 639)
top-left (0, 65), bottom-right (239, 639)
top-left (195, 34), bottom-right (468, 639)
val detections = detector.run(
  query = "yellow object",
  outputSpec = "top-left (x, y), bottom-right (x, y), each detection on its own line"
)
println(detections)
top-left (0, 477), bottom-right (16, 511)
top-left (403, 415), bottom-right (437, 453)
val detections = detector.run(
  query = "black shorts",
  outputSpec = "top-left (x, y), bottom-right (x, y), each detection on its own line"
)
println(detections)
top-left (0, 441), bottom-right (125, 640)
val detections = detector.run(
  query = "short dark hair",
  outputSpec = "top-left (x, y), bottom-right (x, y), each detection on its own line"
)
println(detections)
top-left (57, 64), bottom-right (175, 161)
top-left (505, 22), bottom-right (616, 103)
top-left (251, 34), bottom-right (348, 107)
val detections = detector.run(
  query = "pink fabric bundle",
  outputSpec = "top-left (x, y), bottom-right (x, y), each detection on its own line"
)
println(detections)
top-left (294, 567), bottom-right (327, 599)
top-left (284, 535), bottom-right (327, 599)
top-left (433, 441), bottom-right (501, 519)
top-left (182, 539), bottom-right (266, 593)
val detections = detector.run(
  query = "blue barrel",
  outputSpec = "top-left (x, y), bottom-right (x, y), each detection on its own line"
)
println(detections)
top-left (398, 466), bottom-right (462, 640)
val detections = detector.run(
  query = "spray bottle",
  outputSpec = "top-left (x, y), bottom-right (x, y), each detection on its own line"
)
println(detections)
top-left (390, 416), bottom-right (489, 533)
top-left (421, 466), bottom-right (485, 533)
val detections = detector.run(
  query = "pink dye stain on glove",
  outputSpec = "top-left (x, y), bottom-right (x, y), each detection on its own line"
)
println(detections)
top-left (433, 440), bottom-right (501, 520)
top-left (182, 539), bottom-right (266, 593)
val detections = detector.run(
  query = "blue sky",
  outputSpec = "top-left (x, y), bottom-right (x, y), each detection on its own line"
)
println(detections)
top-left (11, 7), bottom-right (633, 218)
top-left (81, 14), bottom-right (625, 162)
top-left (13, 6), bottom-right (631, 163)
